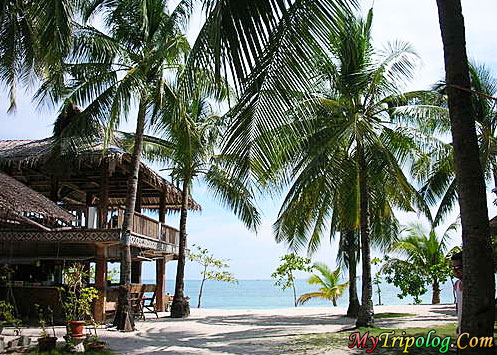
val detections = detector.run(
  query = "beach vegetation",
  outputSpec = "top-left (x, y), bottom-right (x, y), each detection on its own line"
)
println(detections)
top-left (383, 223), bottom-right (454, 304)
top-left (272, 254), bottom-right (313, 307)
top-left (189, 244), bottom-right (238, 308)
top-left (297, 263), bottom-right (349, 307)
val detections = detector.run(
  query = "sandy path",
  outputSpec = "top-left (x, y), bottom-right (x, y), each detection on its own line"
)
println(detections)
top-left (97, 304), bottom-right (456, 354)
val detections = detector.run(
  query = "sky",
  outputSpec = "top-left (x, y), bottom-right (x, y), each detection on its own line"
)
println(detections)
top-left (1, 0), bottom-right (497, 283)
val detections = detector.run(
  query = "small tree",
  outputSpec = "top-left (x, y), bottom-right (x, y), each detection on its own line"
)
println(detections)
top-left (371, 257), bottom-right (383, 306)
top-left (382, 256), bottom-right (428, 304)
top-left (189, 245), bottom-right (237, 308)
top-left (271, 254), bottom-right (312, 307)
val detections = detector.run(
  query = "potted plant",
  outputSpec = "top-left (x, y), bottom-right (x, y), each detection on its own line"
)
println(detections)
top-left (0, 301), bottom-right (19, 335)
top-left (61, 264), bottom-right (98, 339)
top-left (85, 319), bottom-right (106, 351)
top-left (35, 305), bottom-right (57, 351)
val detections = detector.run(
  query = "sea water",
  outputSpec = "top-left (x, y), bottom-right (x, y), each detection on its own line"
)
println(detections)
top-left (143, 279), bottom-right (457, 309)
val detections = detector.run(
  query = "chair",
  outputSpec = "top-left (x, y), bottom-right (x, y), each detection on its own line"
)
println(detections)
top-left (129, 284), bottom-right (145, 320)
top-left (142, 284), bottom-right (158, 319)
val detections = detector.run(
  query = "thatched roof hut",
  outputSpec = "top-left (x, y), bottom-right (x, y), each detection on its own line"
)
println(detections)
top-left (0, 138), bottom-right (200, 210)
top-left (0, 171), bottom-right (75, 229)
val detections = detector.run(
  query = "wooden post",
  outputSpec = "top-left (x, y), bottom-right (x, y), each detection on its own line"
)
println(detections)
top-left (156, 257), bottom-right (166, 312)
top-left (131, 261), bottom-right (142, 284)
top-left (159, 193), bottom-right (166, 223)
top-left (98, 161), bottom-right (110, 228)
top-left (50, 178), bottom-right (59, 202)
top-left (94, 245), bottom-right (108, 322)
top-left (135, 172), bottom-right (142, 213)
top-left (85, 193), bottom-right (93, 228)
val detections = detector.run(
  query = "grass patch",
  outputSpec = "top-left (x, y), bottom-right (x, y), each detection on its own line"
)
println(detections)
top-left (283, 323), bottom-right (480, 354)
top-left (375, 312), bottom-right (415, 319)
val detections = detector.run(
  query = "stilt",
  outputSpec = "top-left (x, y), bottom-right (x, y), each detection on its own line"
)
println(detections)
top-left (131, 261), bottom-right (142, 284)
top-left (156, 258), bottom-right (166, 311)
top-left (94, 245), bottom-right (107, 322)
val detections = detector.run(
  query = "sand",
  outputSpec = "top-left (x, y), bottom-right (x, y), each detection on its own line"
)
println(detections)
top-left (98, 304), bottom-right (457, 354)
top-left (5, 304), bottom-right (456, 354)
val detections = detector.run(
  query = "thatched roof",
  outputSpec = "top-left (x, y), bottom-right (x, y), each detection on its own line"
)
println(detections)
top-left (0, 171), bottom-right (75, 224)
top-left (0, 139), bottom-right (201, 211)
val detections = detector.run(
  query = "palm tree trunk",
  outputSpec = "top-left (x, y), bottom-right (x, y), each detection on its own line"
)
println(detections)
top-left (432, 279), bottom-right (440, 305)
top-left (345, 231), bottom-right (360, 318)
top-left (436, 1), bottom-right (495, 350)
top-left (171, 179), bottom-right (191, 318)
top-left (113, 96), bottom-right (147, 331)
top-left (356, 145), bottom-right (374, 327)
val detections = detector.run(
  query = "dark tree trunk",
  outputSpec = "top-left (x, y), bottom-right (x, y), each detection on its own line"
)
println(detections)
top-left (345, 231), bottom-right (360, 318)
top-left (356, 146), bottom-right (374, 327)
top-left (432, 279), bottom-right (440, 305)
top-left (113, 96), bottom-right (147, 331)
top-left (171, 179), bottom-right (191, 318)
top-left (435, 1), bottom-right (495, 351)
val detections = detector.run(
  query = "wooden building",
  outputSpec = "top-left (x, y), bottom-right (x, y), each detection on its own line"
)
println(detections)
top-left (0, 138), bottom-right (200, 322)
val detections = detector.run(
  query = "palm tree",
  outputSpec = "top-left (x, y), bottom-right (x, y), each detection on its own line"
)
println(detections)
top-left (37, 0), bottom-right (190, 330)
top-left (297, 263), bottom-right (349, 307)
top-left (128, 67), bottom-right (260, 317)
top-left (270, 9), bottom-right (434, 327)
top-left (387, 223), bottom-right (455, 304)
top-left (413, 62), bottom-right (497, 226)
top-left (435, 2), bottom-right (495, 346)
top-left (0, 0), bottom-right (77, 112)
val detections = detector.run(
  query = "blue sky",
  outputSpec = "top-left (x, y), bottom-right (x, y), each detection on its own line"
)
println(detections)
top-left (1, 0), bottom-right (497, 284)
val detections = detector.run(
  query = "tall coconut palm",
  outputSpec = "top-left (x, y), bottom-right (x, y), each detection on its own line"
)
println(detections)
top-left (125, 67), bottom-right (261, 317)
top-left (297, 264), bottom-right (349, 307)
top-left (37, 0), bottom-right (191, 330)
top-left (387, 223), bottom-right (456, 304)
top-left (269, 9), bottom-right (436, 327)
top-left (435, 1), bottom-right (495, 346)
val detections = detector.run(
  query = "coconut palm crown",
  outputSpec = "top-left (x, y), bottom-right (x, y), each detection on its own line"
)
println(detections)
top-left (297, 263), bottom-right (349, 307)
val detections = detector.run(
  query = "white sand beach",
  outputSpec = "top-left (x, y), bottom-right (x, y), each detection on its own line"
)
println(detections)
top-left (99, 304), bottom-right (456, 354)
top-left (5, 304), bottom-right (456, 354)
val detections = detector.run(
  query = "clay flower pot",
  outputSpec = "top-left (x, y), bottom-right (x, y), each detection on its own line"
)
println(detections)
top-left (67, 320), bottom-right (86, 339)
top-left (88, 341), bottom-right (106, 351)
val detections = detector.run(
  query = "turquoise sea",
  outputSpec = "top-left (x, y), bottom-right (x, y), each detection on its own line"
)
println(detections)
top-left (144, 279), bottom-right (457, 309)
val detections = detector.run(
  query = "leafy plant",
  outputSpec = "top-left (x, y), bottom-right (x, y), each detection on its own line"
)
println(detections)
top-left (189, 244), bottom-right (237, 308)
top-left (382, 256), bottom-right (427, 304)
top-left (35, 304), bottom-right (56, 338)
top-left (0, 300), bottom-right (20, 332)
top-left (272, 254), bottom-right (313, 307)
top-left (61, 264), bottom-right (99, 322)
